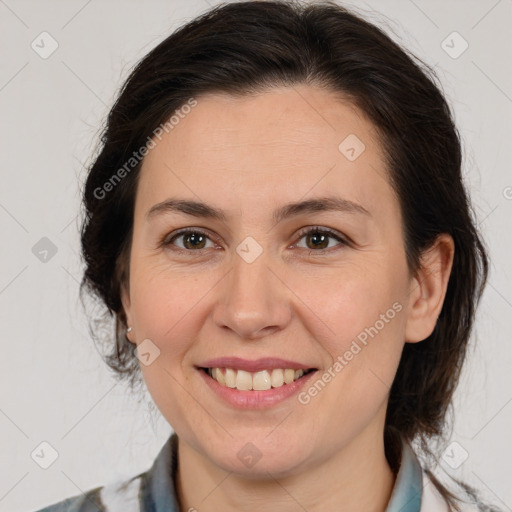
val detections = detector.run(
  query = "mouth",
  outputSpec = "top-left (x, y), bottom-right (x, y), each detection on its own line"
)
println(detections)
top-left (195, 356), bottom-right (320, 408)
top-left (198, 366), bottom-right (318, 391)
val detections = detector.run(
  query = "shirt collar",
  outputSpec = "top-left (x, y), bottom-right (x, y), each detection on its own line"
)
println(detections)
top-left (141, 432), bottom-right (180, 512)
top-left (385, 438), bottom-right (423, 512)
top-left (143, 433), bottom-right (423, 512)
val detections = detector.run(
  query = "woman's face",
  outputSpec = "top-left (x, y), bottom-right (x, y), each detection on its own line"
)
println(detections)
top-left (122, 85), bottom-right (421, 476)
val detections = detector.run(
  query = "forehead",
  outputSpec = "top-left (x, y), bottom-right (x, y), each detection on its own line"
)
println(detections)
top-left (136, 85), bottom-right (394, 223)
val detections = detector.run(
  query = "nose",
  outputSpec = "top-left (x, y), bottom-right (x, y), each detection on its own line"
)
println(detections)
top-left (212, 251), bottom-right (292, 341)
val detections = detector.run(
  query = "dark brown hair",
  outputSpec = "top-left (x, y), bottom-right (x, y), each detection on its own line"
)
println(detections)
top-left (79, 1), bottom-right (489, 509)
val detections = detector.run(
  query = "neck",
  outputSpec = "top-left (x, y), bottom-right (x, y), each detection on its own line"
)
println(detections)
top-left (176, 424), bottom-right (396, 512)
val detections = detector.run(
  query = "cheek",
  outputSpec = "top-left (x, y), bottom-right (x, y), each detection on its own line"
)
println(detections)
top-left (292, 259), bottom-right (405, 347)
top-left (130, 257), bottom-right (208, 338)
top-left (128, 264), bottom-right (210, 409)
top-left (294, 259), bottom-right (407, 401)
top-left (129, 265), bottom-right (203, 425)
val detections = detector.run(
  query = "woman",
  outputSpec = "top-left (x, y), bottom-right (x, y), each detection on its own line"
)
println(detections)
top-left (33, 1), bottom-right (495, 511)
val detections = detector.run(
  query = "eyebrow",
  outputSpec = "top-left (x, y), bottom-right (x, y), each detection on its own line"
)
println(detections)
top-left (146, 196), bottom-right (371, 223)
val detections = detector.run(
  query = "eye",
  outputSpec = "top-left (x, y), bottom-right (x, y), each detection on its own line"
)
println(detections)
top-left (162, 226), bottom-right (348, 254)
top-left (294, 227), bottom-right (348, 252)
top-left (164, 229), bottom-right (217, 251)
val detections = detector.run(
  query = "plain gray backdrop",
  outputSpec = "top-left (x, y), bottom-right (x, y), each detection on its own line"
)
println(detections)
top-left (1, 1), bottom-right (511, 511)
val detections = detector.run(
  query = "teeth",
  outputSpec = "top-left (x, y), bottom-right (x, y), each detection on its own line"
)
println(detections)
top-left (284, 369), bottom-right (295, 384)
top-left (253, 370), bottom-right (272, 391)
top-left (270, 369), bottom-right (284, 388)
top-left (235, 370), bottom-right (252, 390)
top-left (225, 368), bottom-right (236, 388)
top-left (207, 367), bottom-right (311, 390)
top-left (214, 368), bottom-right (226, 386)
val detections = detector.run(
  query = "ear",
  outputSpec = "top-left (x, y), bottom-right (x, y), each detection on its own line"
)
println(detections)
top-left (404, 233), bottom-right (455, 343)
top-left (120, 282), bottom-right (135, 344)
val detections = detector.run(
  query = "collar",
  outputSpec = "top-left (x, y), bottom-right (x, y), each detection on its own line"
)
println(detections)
top-left (140, 433), bottom-right (180, 512)
top-left (141, 433), bottom-right (423, 512)
top-left (385, 439), bottom-right (423, 512)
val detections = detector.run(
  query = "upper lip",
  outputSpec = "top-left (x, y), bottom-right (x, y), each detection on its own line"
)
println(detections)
top-left (198, 357), bottom-right (317, 373)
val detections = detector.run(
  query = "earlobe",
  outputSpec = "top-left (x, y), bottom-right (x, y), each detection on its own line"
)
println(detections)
top-left (404, 234), bottom-right (455, 343)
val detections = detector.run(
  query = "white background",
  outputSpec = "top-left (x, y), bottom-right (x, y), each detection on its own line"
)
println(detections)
top-left (1, 1), bottom-right (511, 511)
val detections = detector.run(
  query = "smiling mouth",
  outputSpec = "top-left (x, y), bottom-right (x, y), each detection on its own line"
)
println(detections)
top-left (199, 367), bottom-right (317, 391)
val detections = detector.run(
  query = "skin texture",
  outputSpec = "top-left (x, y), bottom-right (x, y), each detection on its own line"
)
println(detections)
top-left (122, 85), bottom-right (454, 512)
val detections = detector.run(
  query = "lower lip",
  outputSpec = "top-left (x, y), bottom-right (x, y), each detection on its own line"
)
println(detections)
top-left (197, 368), bottom-right (318, 409)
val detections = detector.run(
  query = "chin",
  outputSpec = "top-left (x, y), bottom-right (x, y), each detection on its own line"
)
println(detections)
top-left (204, 433), bottom-right (315, 478)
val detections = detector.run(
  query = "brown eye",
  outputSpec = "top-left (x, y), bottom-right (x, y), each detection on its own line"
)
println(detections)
top-left (296, 228), bottom-right (346, 251)
top-left (166, 230), bottom-right (215, 251)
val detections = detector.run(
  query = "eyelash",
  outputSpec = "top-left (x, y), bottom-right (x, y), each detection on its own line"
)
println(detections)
top-left (162, 226), bottom-right (349, 254)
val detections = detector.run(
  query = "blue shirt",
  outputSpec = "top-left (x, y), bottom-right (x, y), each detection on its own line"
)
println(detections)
top-left (31, 433), bottom-right (429, 512)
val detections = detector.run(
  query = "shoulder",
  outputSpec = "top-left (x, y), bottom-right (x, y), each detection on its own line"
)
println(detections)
top-left (30, 486), bottom-right (103, 512)
top-left (421, 471), bottom-right (470, 511)
top-left (421, 471), bottom-right (502, 512)
top-left (31, 433), bottom-right (179, 512)
top-left (31, 474), bottom-right (142, 512)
